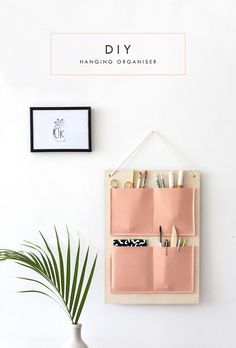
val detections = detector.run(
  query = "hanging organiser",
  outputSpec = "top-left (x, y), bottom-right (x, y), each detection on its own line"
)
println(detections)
top-left (105, 132), bottom-right (200, 304)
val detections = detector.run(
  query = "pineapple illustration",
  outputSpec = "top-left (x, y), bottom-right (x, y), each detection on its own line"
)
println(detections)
top-left (53, 119), bottom-right (66, 142)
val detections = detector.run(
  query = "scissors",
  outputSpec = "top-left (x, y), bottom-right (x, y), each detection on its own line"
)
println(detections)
top-left (110, 179), bottom-right (133, 189)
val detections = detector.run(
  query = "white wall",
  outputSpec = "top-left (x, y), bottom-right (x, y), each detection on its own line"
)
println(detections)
top-left (0, 0), bottom-right (236, 347)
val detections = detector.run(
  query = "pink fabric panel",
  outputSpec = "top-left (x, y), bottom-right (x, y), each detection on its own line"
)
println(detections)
top-left (111, 247), bottom-right (153, 292)
top-left (154, 188), bottom-right (195, 236)
top-left (153, 246), bottom-right (194, 293)
top-left (110, 188), bottom-right (154, 235)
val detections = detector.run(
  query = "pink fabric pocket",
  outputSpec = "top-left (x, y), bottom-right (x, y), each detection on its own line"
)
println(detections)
top-left (111, 246), bottom-right (153, 292)
top-left (154, 188), bottom-right (195, 236)
top-left (110, 188), bottom-right (154, 235)
top-left (153, 246), bottom-right (194, 293)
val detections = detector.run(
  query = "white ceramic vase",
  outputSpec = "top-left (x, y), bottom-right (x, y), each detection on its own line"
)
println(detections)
top-left (62, 324), bottom-right (88, 348)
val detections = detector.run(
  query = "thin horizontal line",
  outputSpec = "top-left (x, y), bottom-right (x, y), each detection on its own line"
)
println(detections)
top-left (50, 73), bottom-right (186, 76)
top-left (50, 32), bottom-right (186, 35)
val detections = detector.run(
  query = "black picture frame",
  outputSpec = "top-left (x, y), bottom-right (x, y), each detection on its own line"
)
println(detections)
top-left (30, 107), bottom-right (92, 152)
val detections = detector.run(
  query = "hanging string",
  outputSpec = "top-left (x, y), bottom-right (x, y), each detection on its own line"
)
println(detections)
top-left (109, 130), bottom-right (196, 178)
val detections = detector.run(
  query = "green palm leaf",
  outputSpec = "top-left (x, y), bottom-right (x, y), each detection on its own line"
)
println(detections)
top-left (0, 227), bottom-right (97, 324)
top-left (21, 243), bottom-right (52, 279)
top-left (69, 236), bottom-right (80, 312)
top-left (18, 290), bottom-right (54, 298)
top-left (27, 252), bottom-right (47, 274)
top-left (17, 277), bottom-right (56, 295)
top-left (71, 247), bottom-right (89, 321)
top-left (65, 227), bottom-right (71, 305)
top-left (74, 254), bottom-right (97, 324)
top-left (54, 226), bottom-right (65, 298)
top-left (39, 232), bottom-right (61, 292)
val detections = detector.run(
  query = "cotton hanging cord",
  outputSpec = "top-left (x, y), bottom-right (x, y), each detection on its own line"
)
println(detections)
top-left (109, 131), bottom-right (153, 177)
top-left (109, 130), bottom-right (196, 178)
top-left (154, 131), bottom-right (196, 177)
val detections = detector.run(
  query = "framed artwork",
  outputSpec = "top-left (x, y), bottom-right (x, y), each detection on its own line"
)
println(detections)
top-left (30, 107), bottom-right (92, 152)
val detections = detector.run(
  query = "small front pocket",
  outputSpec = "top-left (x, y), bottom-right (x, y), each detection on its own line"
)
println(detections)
top-left (110, 188), bottom-right (154, 235)
top-left (111, 246), bottom-right (153, 292)
top-left (153, 246), bottom-right (194, 293)
top-left (154, 188), bottom-right (196, 235)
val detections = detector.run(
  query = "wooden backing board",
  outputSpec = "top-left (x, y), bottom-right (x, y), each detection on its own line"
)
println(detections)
top-left (105, 170), bottom-right (200, 304)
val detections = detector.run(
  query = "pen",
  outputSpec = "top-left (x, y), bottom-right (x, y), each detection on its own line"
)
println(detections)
top-left (182, 238), bottom-right (187, 247)
top-left (131, 170), bottom-right (135, 188)
top-left (177, 236), bottom-right (182, 253)
top-left (136, 172), bottom-right (142, 188)
top-left (164, 239), bottom-right (169, 255)
top-left (142, 170), bottom-right (148, 188)
top-left (170, 225), bottom-right (178, 247)
top-left (155, 174), bottom-right (161, 188)
top-left (160, 172), bottom-right (166, 188)
top-left (159, 226), bottom-right (163, 247)
top-left (178, 170), bottom-right (184, 188)
top-left (168, 171), bottom-right (174, 188)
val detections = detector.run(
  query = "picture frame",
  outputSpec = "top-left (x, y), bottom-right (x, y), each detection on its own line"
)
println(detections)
top-left (30, 107), bottom-right (92, 152)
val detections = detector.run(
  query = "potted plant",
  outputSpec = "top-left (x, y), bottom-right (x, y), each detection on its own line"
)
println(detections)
top-left (0, 227), bottom-right (97, 348)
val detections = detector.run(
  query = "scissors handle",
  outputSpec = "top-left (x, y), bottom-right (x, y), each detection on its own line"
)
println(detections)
top-left (111, 179), bottom-right (133, 189)
top-left (124, 181), bottom-right (132, 188)
top-left (110, 179), bottom-right (118, 189)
